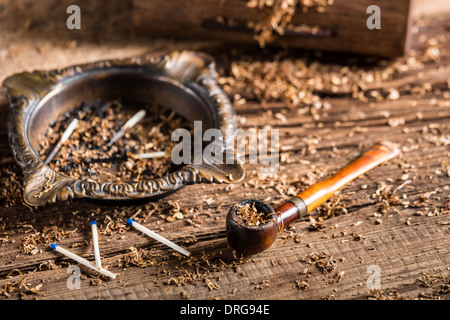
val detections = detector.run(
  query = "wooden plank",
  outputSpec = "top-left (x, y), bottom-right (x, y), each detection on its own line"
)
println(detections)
top-left (0, 0), bottom-right (449, 301)
top-left (133, 0), bottom-right (413, 57)
top-left (1, 82), bottom-right (448, 299)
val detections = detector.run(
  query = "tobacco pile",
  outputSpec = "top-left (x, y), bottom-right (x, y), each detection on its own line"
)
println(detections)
top-left (22, 226), bottom-right (78, 255)
top-left (235, 202), bottom-right (270, 226)
top-left (0, 167), bottom-right (23, 207)
top-left (219, 53), bottom-right (398, 112)
top-left (217, 19), bottom-right (449, 111)
top-left (38, 100), bottom-right (192, 183)
top-left (246, 0), bottom-right (334, 47)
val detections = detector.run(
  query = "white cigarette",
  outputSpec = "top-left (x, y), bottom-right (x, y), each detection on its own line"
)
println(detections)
top-left (132, 151), bottom-right (166, 159)
top-left (126, 219), bottom-right (190, 257)
top-left (108, 109), bottom-right (146, 147)
top-left (90, 221), bottom-right (102, 269)
top-left (45, 118), bottom-right (79, 164)
top-left (51, 244), bottom-right (116, 279)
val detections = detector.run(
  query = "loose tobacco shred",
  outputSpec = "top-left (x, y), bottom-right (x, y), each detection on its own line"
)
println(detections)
top-left (235, 202), bottom-right (269, 226)
top-left (38, 100), bottom-right (193, 183)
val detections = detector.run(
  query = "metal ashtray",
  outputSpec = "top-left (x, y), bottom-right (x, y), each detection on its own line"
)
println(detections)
top-left (3, 50), bottom-right (245, 206)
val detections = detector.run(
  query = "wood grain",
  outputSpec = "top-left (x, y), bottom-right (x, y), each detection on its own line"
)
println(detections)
top-left (133, 0), bottom-right (413, 57)
top-left (0, 0), bottom-right (449, 301)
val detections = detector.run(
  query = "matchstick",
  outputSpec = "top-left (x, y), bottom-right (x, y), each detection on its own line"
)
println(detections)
top-left (50, 244), bottom-right (116, 279)
top-left (90, 221), bottom-right (102, 269)
top-left (126, 219), bottom-right (190, 257)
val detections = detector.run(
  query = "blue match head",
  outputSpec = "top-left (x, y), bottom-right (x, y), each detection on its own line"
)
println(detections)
top-left (50, 243), bottom-right (58, 250)
top-left (126, 218), bottom-right (134, 226)
top-left (90, 220), bottom-right (97, 226)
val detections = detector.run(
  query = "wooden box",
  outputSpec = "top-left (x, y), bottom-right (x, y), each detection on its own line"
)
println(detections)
top-left (133, 0), bottom-right (415, 57)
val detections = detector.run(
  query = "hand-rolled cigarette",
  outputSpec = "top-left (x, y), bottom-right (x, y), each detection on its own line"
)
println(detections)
top-left (45, 118), bottom-right (79, 165)
top-left (90, 221), bottom-right (102, 269)
top-left (126, 219), bottom-right (190, 257)
top-left (108, 109), bottom-right (146, 147)
top-left (50, 244), bottom-right (116, 279)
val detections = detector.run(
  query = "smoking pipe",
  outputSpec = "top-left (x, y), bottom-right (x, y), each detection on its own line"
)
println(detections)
top-left (226, 141), bottom-right (400, 256)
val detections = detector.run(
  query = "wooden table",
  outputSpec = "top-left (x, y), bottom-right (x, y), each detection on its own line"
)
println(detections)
top-left (0, 0), bottom-right (448, 300)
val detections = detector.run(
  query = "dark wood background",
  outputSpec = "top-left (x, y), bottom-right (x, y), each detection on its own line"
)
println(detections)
top-left (133, 0), bottom-right (413, 57)
top-left (0, 0), bottom-right (448, 300)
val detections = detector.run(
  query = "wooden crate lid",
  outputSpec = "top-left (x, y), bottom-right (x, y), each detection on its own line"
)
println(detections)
top-left (133, 0), bottom-right (414, 57)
